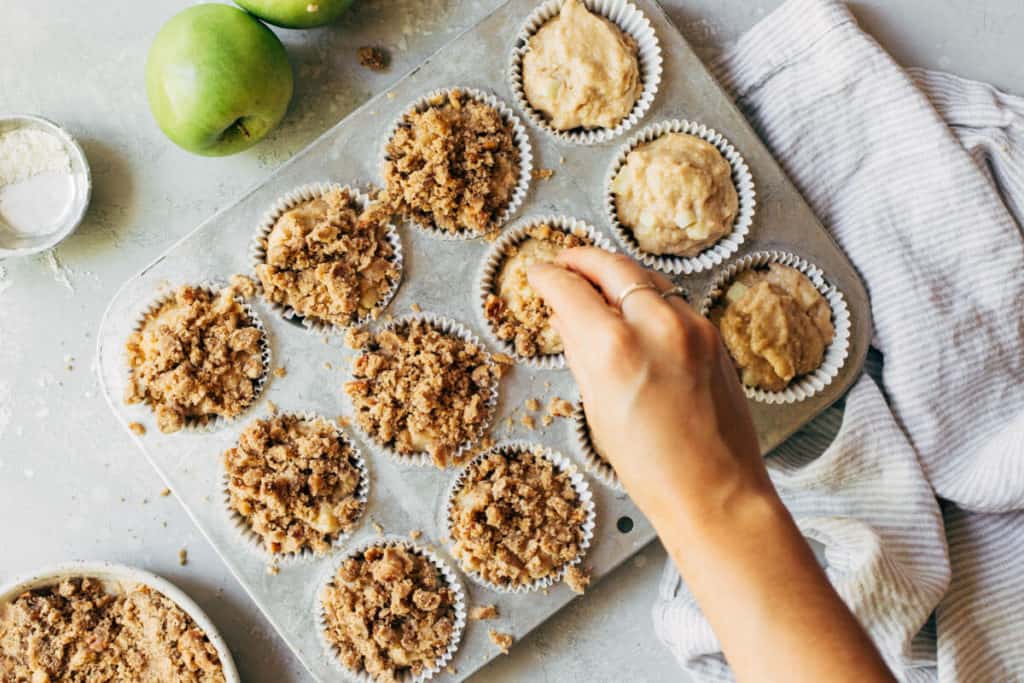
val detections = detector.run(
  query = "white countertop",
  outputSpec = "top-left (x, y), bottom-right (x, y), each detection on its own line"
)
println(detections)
top-left (1, 1), bottom-right (1020, 681)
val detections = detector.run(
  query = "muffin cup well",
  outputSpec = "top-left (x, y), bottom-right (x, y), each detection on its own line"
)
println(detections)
top-left (699, 250), bottom-right (851, 404)
top-left (509, 0), bottom-right (662, 145)
top-left (317, 536), bottom-right (467, 683)
top-left (571, 401), bottom-right (625, 492)
top-left (126, 280), bottom-right (271, 435)
top-left (222, 412), bottom-right (370, 564)
top-left (444, 440), bottom-right (597, 594)
top-left (343, 312), bottom-right (501, 468)
top-left (477, 215), bottom-right (615, 370)
top-left (605, 119), bottom-right (756, 274)
top-left (250, 182), bottom-right (403, 336)
top-left (380, 87), bottom-right (533, 240)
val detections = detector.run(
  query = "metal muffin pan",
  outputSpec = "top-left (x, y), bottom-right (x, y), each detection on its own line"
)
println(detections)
top-left (96, 0), bottom-right (871, 680)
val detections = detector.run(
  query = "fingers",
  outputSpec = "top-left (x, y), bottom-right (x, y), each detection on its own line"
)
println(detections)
top-left (556, 248), bottom-right (665, 320)
top-left (526, 262), bottom-right (624, 351)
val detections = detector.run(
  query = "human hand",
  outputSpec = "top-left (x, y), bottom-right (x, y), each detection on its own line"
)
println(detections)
top-left (528, 248), bottom-right (771, 521)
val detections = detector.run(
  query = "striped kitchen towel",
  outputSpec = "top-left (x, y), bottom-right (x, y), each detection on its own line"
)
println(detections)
top-left (651, 0), bottom-right (1024, 681)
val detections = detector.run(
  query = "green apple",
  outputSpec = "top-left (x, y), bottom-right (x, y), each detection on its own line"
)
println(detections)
top-left (146, 4), bottom-right (294, 156)
top-left (235, 0), bottom-right (354, 29)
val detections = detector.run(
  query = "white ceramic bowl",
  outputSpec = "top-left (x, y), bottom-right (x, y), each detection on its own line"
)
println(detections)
top-left (0, 560), bottom-right (240, 683)
top-left (0, 114), bottom-right (92, 258)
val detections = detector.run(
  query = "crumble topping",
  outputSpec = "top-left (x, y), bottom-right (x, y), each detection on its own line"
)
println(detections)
top-left (564, 565), bottom-right (590, 595)
top-left (256, 187), bottom-right (399, 328)
top-left (344, 320), bottom-right (498, 468)
top-left (124, 284), bottom-right (266, 433)
top-left (0, 578), bottom-right (225, 682)
top-left (224, 415), bottom-right (364, 555)
top-left (448, 446), bottom-right (588, 588)
top-left (384, 89), bottom-right (520, 236)
top-left (484, 224), bottom-right (591, 357)
top-left (710, 264), bottom-right (834, 392)
top-left (321, 545), bottom-right (458, 682)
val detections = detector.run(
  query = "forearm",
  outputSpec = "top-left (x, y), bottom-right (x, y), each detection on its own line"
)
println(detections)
top-left (641, 472), bottom-right (895, 683)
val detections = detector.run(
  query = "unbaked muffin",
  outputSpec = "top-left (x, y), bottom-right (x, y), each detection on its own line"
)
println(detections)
top-left (256, 187), bottom-right (399, 328)
top-left (448, 445), bottom-right (590, 591)
top-left (612, 132), bottom-right (738, 257)
top-left (343, 319), bottom-right (498, 468)
top-left (483, 223), bottom-right (592, 358)
top-left (522, 0), bottom-right (642, 131)
top-left (320, 544), bottom-right (459, 682)
top-left (0, 578), bottom-right (225, 683)
top-left (710, 263), bottom-right (834, 392)
top-left (224, 414), bottom-right (365, 555)
top-left (384, 89), bottom-right (520, 236)
top-left (124, 283), bottom-right (266, 433)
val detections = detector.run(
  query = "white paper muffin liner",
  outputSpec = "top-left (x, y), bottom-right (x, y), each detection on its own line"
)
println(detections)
top-left (605, 119), bottom-right (756, 274)
top-left (509, 0), bottom-right (662, 145)
top-left (222, 412), bottom-right (370, 564)
top-left (250, 182), bottom-right (403, 336)
top-left (443, 440), bottom-right (597, 594)
top-left (343, 312), bottom-right (501, 467)
top-left (477, 215), bottom-right (615, 369)
top-left (699, 250), bottom-right (851, 404)
top-left (126, 280), bottom-right (271, 434)
top-left (571, 401), bottom-right (624, 492)
top-left (380, 87), bottom-right (533, 240)
top-left (317, 536), bottom-right (467, 683)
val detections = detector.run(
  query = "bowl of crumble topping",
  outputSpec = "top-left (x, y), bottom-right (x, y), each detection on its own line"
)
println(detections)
top-left (0, 561), bottom-right (239, 683)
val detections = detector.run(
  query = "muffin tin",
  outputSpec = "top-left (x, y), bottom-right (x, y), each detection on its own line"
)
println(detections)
top-left (96, 1), bottom-right (871, 680)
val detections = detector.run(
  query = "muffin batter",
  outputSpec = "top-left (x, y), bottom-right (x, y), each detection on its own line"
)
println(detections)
top-left (711, 264), bottom-right (834, 392)
top-left (612, 132), bottom-right (738, 256)
top-left (523, 0), bottom-right (642, 131)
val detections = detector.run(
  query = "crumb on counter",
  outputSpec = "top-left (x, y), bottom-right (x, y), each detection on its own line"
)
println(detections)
top-left (410, 303), bottom-right (422, 312)
top-left (409, 529), bottom-right (423, 541)
top-left (524, 398), bottom-right (541, 412)
top-left (266, 400), bottom-right (278, 415)
top-left (488, 630), bottom-right (513, 655)
top-left (160, 488), bottom-right (171, 497)
top-left (273, 366), bottom-right (287, 378)
top-left (358, 46), bottom-right (390, 72)
top-left (520, 413), bottom-right (535, 430)
top-left (470, 604), bottom-right (498, 621)
top-left (267, 563), bottom-right (280, 576)
top-left (532, 168), bottom-right (555, 181)
top-left (541, 415), bottom-right (554, 427)
top-left (178, 549), bottom-right (188, 566)
top-left (128, 422), bottom-right (146, 436)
